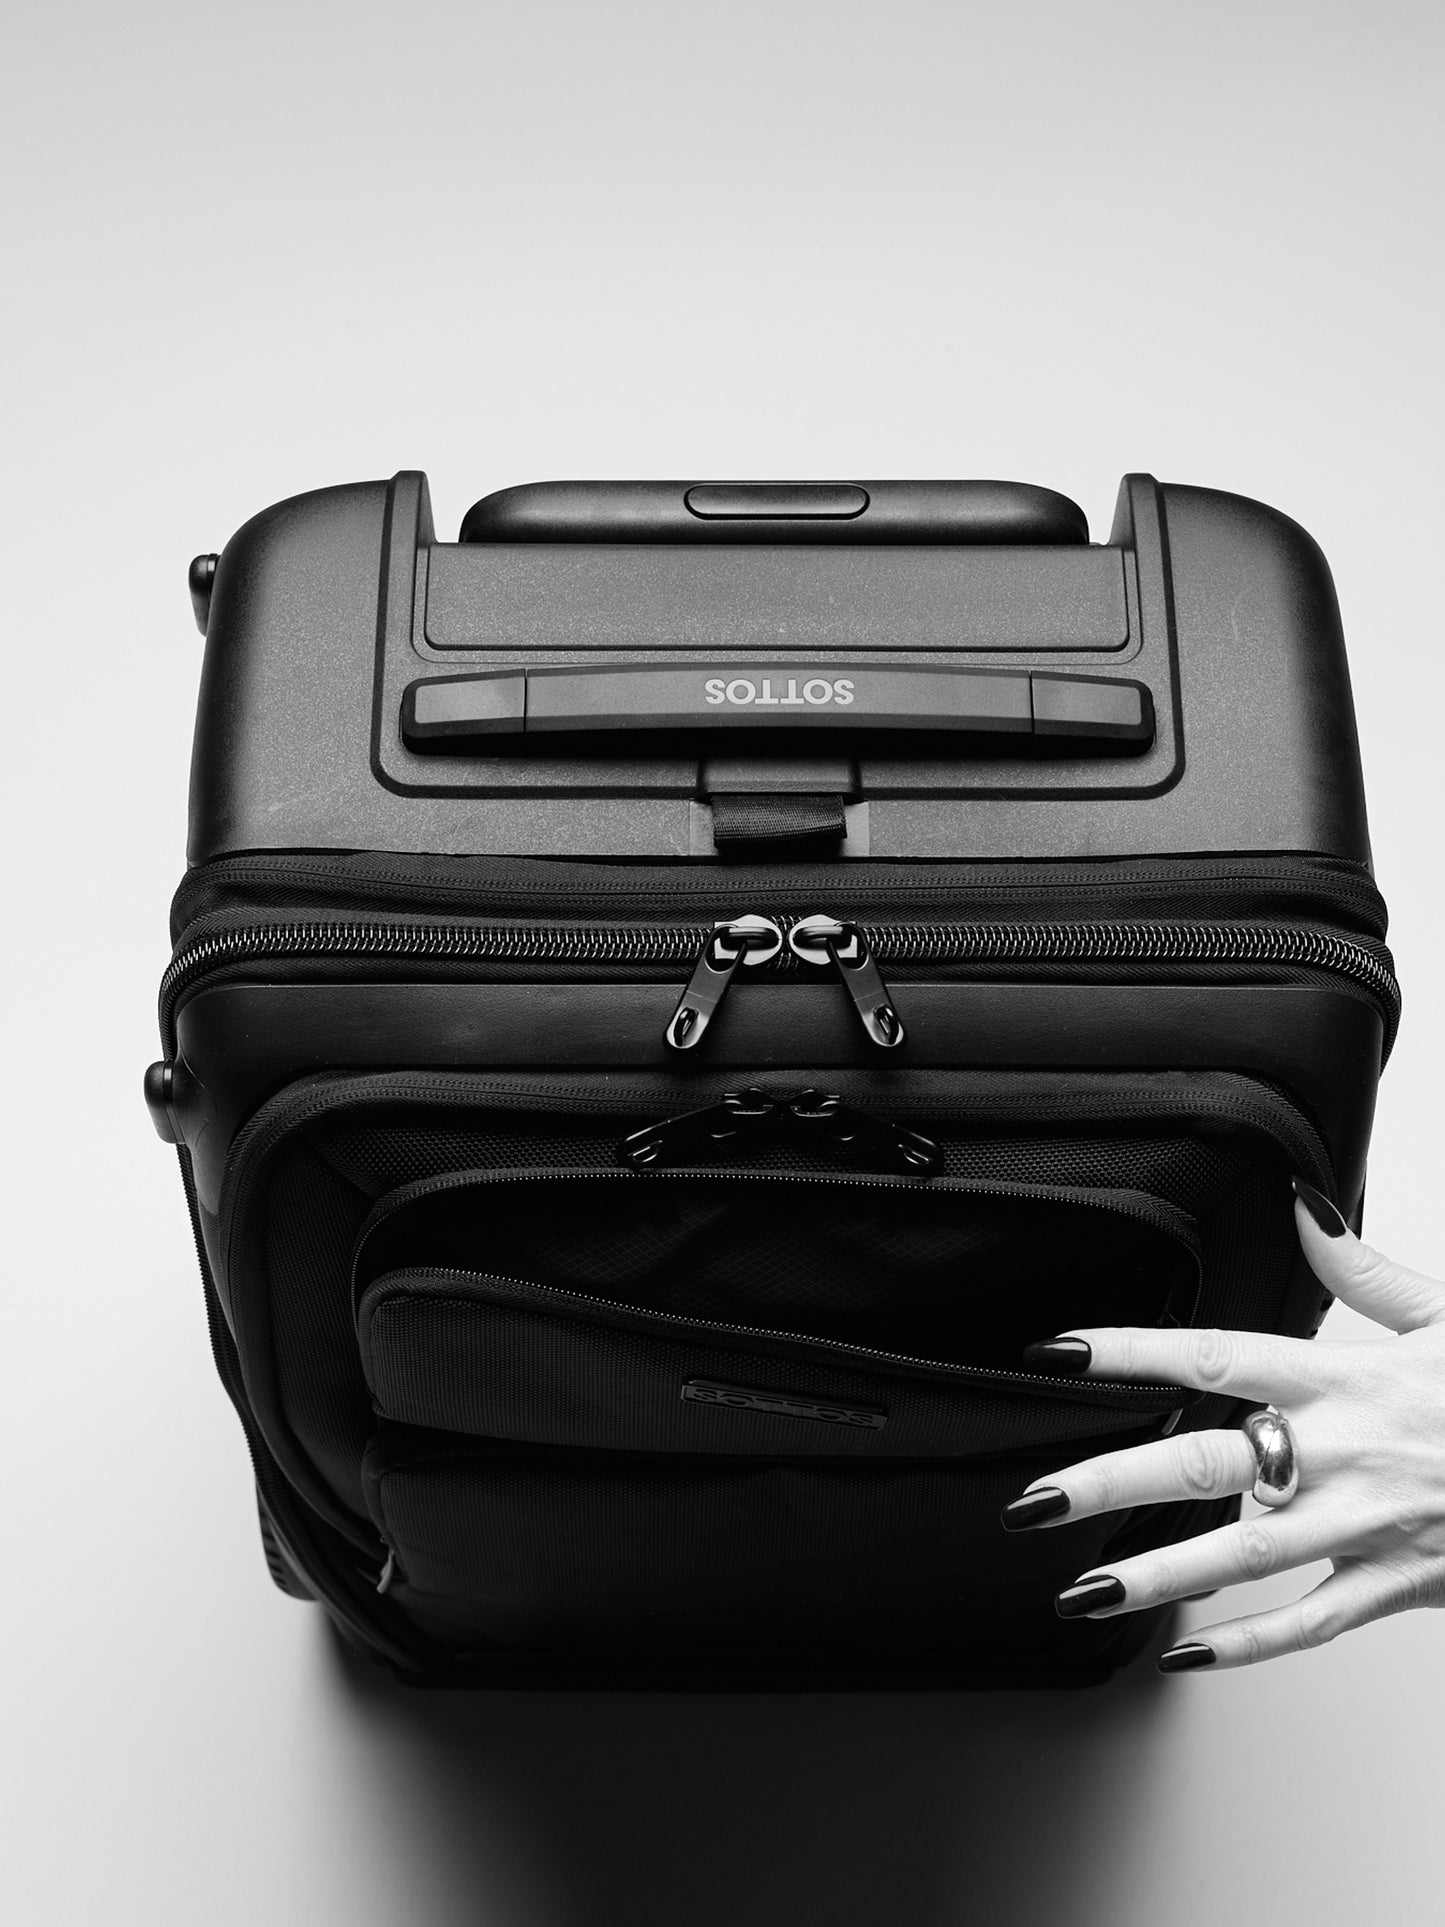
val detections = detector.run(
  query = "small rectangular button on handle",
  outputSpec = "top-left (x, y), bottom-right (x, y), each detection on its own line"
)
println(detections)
top-left (684, 484), bottom-right (869, 520)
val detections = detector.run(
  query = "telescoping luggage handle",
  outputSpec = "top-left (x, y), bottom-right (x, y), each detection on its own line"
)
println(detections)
top-left (407, 478), bottom-right (1153, 752)
top-left (402, 665), bottom-right (1153, 749)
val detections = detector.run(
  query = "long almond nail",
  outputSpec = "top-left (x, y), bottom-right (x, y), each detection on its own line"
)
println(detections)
top-left (1021, 1337), bottom-right (1092, 1376)
top-left (1292, 1178), bottom-right (1347, 1239)
top-left (1157, 1641), bottom-right (1216, 1673)
top-left (1000, 1487), bottom-right (1071, 1531)
top-left (1055, 1574), bottom-right (1125, 1618)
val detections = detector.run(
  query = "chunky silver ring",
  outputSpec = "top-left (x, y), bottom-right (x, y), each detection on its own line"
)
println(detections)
top-left (1242, 1405), bottom-right (1300, 1507)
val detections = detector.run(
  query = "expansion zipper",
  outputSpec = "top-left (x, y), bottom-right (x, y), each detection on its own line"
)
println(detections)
top-left (158, 908), bottom-right (1402, 1061)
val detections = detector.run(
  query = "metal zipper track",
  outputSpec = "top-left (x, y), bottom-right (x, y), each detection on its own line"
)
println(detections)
top-left (162, 913), bottom-right (1401, 1050)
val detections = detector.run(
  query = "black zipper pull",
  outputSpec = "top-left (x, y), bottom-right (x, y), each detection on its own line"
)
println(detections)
top-left (620, 1088), bottom-right (780, 1168)
top-left (665, 914), bottom-right (784, 1051)
top-left (787, 1091), bottom-right (940, 1175)
top-left (787, 914), bottom-right (905, 1049)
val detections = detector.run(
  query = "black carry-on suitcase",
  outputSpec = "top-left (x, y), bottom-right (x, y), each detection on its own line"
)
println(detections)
top-left (148, 474), bottom-right (1397, 1686)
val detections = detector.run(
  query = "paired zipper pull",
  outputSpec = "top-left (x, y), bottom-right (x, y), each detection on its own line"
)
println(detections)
top-left (620, 1087), bottom-right (940, 1175)
top-left (665, 915), bottom-right (784, 1051)
top-left (662, 909), bottom-right (902, 1053)
top-left (788, 915), bottom-right (905, 1049)
top-left (786, 1090), bottom-right (940, 1176)
top-left (620, 1088), bottom-right (780, 1168)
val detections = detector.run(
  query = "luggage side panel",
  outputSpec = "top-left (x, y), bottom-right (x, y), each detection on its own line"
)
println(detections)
top-left (1156, 482), bottom-right (1371, 865)
top-left (188, 479), bottom-right (403, 865)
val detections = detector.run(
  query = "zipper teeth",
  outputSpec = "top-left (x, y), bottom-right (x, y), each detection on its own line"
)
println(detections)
top-left (362, 1158), bottom-right (1200, 1239)
top-left (161, 918), bottom-right (706, 1018)
top-left (163, 915), bottom-right (1399, 1034)
top-left (387, 1261), bottom-right (1180, 1398)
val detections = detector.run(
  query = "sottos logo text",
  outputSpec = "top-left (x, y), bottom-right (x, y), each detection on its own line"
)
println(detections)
top-left (681, 1379), bottom-right (887, 1430)
top-left (703, 676), bottom-right (856, 708)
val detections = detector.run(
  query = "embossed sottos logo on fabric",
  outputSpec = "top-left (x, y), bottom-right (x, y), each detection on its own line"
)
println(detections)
top-left (682, 1380), bottom-right (887, 1430)
top-left (703, 676), bottom-right (856, 708)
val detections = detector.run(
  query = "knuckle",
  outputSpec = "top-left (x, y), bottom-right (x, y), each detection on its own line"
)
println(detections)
top-left (1390, 1565), bottom-right (1438, 1614)
top-left (1089, 1458), bottom-right (1124, 1513)
top-left (1135, 1556), bottom-right (1173, 1606)
top-left (1235, 1616), bottom-right (1268, 1666)
top-left (1177, 1431), bottom-right (1238, 1499)
top-left (1295, 1596), bottom-right (1339, 1650)
top-left (1190, 1329), bottom-right (1239, 1391)
top-left (1234, 1521), bottom-right (1280, 1581)
top-left (1106, 1329), bottom-right (1143, 1378)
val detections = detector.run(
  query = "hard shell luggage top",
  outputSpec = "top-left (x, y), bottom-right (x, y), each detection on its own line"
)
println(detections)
top-left (185, 472), bottom-right (1370, 868)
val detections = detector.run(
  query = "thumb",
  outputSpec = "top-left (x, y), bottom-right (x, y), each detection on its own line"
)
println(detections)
top-left (1293, 1180), bottom-right (1445, 1334)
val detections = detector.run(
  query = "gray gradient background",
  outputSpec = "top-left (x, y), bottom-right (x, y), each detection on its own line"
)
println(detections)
top-left (4, 2), bottom-right (1444, 1921)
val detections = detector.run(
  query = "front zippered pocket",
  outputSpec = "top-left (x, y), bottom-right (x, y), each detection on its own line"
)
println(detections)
top-left (350, 1164), bottom-right (1201, 1459)
top-left (210, 1062), bottom-right (1326, 1616)
top-left (356, 1256), bottom-right (1197, 1463)
top-left (352, 1162), bottom-right (1204, 1645)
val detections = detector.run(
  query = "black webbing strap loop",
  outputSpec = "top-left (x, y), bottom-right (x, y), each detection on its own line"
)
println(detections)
top-left (709, 792), bottom-right (847, 851)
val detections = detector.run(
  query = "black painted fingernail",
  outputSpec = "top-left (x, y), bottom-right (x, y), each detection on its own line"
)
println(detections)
top-left (1292, 1178), bottom-right (1347, 1239)
top-left (1021, 1336), bottom-right (1092, 1375)
top-left (1000, 1486), bottom-right (1072, 1531)
top-left (1055, 1574), bottom-right (1126, 1619)
top-left (1157, 1641), bottom-right (1216, 1673)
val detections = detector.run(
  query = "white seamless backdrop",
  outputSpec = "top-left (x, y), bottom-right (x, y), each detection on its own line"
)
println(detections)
top-left (3, 3), bottom-right (1442, 1922)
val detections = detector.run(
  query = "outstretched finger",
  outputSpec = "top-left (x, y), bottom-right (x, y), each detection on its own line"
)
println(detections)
top-left (1023, 1323), bottom-right (1329, 1404)
top-left (1002, 1428), bottom-right (1259, 1531)
top-left (1293, 1181), bottom-right (1445, 1334)
top-left (1157, 1560), bottom-right (1436, 1672)
top-left (1055, 1506), bottom-right (1335, 1619)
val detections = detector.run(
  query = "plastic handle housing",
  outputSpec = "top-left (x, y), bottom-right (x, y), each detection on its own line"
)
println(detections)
top-left (459, 479), bottom-right (1089, 546)
top-left (400, 665), bottom-right (1153, 750)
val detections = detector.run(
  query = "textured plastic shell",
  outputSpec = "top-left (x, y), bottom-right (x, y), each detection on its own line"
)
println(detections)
top-left (187, 473), bottom-right (1370, 867)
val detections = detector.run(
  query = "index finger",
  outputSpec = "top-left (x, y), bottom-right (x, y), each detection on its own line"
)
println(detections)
top-left (1024, 1325), bottom-right (1330, 1404)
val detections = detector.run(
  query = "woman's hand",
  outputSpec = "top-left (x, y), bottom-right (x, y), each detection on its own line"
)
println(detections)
top-left (1001, 1182), bottom-right (1445, 1671)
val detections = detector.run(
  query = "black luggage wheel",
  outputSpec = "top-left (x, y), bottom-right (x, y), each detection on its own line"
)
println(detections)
top-left (256, 1488), bottom-right (316, 1602)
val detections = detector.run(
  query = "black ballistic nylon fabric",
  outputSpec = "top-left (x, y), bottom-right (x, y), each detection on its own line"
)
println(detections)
top-left (237, 1089), bottom-right (1306, 1659)
top-left (314, 1107), bottom-right (1255, 1201)
top-left (261, 1145), bottom-right (379, 1519)
top-left (360, 1439), bottom-right (1225, 1660)
top-left (364, 1443), bottom-right (1103, 1650)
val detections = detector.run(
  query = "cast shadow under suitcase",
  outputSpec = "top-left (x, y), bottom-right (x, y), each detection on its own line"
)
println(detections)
top-left (317, 1613), bottom-right (1182, 1927)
